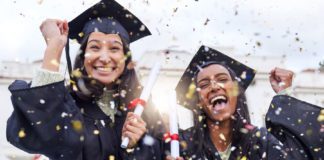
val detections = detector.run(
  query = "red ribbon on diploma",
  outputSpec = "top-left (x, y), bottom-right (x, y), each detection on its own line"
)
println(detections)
top-left (163, 132), bottom-right (179, 142)
top-left (128, 98), bottom-right (146, 110)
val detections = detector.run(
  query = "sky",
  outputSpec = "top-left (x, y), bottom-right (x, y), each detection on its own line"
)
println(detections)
top-left (0, 0), bottom-right (323, 72)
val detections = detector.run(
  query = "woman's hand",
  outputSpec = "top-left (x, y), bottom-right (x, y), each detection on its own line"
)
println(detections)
top-left (122, 112), bottom-right (147, 148)
top-left (40, 19), bottom-right (68, 47)
top-left (269, 67), bottom-right (294, 93)
top-left (165, 155), bottom-right (184, 160)
top-left (39, 19), bottom-right (69, 72)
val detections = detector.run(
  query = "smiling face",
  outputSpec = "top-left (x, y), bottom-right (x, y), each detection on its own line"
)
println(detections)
top-left (196, 64), bottom-right (239, 122)
top-left (83, 32), bottom-right (126, 86)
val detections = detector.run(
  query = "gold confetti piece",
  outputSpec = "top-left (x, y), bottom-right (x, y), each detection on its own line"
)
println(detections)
top-left (198, 115), bottom-right (203, 122)
top-left (306, 129), bottom-right (313, 136)
top-left (186, 82), bottom-right (196, 99)
top-left (18, 129), bottom-right (26, 138)
top-left (109, 155), bottom-right (115, 160)
top-left (314, 148), bottom-right (321, 152)
top-left (255, 131), bottom-right (261, 138)
top-left (78, 32), bottom-right (84, 38)
top-left (219, 133), bottom-right (226, 141)
top-left (71, 120), bottom-right (83, 132)
top-left (241, 156), bottom-right (247, 160)
top-left (56, 125), bottom-right (61, 131)
top-left (180, 140), bottom-right (188, 150)
top-left (72, 69), bottom-right (82, 78)
top-left (228, 82), bottom-right (239, 97)
top-left (93, 129), bottom-right (100, 135)
top-left (317, 110), bottom-right (324, 122)
top-left (50, 59), bottom-right (59, 67)
top-left (297, 119), bottom-right (302, 124)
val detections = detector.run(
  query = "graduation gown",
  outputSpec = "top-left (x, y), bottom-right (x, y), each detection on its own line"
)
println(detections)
top-left (167, 95), bottom-right (323, 160)
top-left (6, 80), bottom-right (164, 160)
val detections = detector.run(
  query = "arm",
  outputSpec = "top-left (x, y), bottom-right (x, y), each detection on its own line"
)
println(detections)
top-left (39, 19), bottom-right (68, 72)
top-left (267, 68), bottom-right (323, 159)
top-left (7, 79), bottom-right (83, 159)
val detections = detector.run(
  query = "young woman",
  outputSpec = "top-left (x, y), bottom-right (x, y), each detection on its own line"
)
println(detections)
top-left (167, 45), bottom-right (323, 160)
top-left (6, 0), bottom-right (164, 159)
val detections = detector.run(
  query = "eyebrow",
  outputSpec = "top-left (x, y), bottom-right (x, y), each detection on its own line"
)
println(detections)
top-left (88, 39), bottom-right (123, 46)
top-left (197, 73), bottom-right (229, 84)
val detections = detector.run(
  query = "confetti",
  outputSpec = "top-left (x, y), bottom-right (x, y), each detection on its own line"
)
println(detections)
top-left (240, 71), bottom-right (247, 79)
top-left (93, 129), bottom-right (100, 135)
top-left (39, 99), bottom-right (46, 104)
top-left (72, 69), bottom-right (82, 78)
top-left (204, 18), bottom-right (210, 25)
top-left (50, 59), bottom-right (59, 66)
top-left (18, 129), bottom-right (26, 138)
top-left (256, 41), bottom-right (262, 47)
top-left (185, 82), bottom-right (196, 99)
top-left (78, 32), bottom-right (84, 38)
top-left (139, 25), bottom-right (146, 31)
top-left (71, 120), bottom-right (83, 132)
top-left (61, 112), bottom-right (68, 118)
top-left (56, 125), bottom-right (61, 131)
top-left (317, 110), bottom-right (324, 122)
top-left (143, 135), bottom-right (154, 146)
top-left (198, 115), bottom-right (203, 122)
top-left (241, 156), bottom-right (247, 160)
top-left (275, 107), bottom-right (282, 115)
top-left (109, 155), bottom-right (115, 160)
top-left (219, 133), bottom-right (226, 141)
top-left (80, 135), bottom-right (85, 141)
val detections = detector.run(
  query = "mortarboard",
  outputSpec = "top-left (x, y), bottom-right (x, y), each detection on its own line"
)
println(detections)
top-left (175, 45), bottom-right (256, 109)
top-left (65, 0), bottom-right (151, 77)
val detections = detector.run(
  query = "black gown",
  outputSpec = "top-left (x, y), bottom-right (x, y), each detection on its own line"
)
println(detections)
top-left (164, 95), bottom-right (323, 160)
top-left (6, 80), bottom-right (164, 160)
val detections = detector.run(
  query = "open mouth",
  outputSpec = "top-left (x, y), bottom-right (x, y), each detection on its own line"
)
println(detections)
top-left (93, 66), bottom-right (116, 73)
top-left (210, 95), bottom-right (228, 112)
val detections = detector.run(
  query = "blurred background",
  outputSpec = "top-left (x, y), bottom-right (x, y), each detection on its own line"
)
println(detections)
top-left (1, 0), bottom-right (323, 159)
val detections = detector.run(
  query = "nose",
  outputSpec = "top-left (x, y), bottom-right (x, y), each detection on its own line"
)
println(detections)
top-left (210, 80), bottom-right (221, 90)
top-left (98, 52), bottom-right (111, 64)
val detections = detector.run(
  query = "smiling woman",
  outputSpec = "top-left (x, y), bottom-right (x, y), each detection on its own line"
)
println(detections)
top-left (6, 0), bottom-right (165, 160)
top-left (164, 45), bottom-right (324, 160)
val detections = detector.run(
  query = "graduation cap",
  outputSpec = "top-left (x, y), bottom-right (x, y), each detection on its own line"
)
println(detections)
top-left (65, 0), bottom-right (151, 77)
top-left (175, 45), bottom-right (256, 109)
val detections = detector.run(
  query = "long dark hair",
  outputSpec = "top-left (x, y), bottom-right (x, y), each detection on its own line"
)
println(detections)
top-left (188, 62), bottom-right (252, 157)
top-left (70, 34), bottom-right (142, 112)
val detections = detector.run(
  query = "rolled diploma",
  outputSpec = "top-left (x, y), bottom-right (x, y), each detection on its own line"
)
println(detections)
top-left (169, 91), bottom-right (179, 158)
top-left (121, 62), bottom-right (161, 148)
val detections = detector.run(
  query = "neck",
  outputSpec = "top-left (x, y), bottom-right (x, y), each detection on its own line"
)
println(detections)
top-left (207, 118), bottom-right (232, 152)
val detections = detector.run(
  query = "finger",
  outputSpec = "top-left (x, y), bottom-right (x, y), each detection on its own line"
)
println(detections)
top-left (129, 118), bottom-right (147, 131)
top-left (62, 20), bottom-right (69, 35)
top-left (124, 131), bottom-right (140, 144)
top-left (133, 114), bottom-right (145, 125)
top-left (126, 122), bottom-right (146, 135)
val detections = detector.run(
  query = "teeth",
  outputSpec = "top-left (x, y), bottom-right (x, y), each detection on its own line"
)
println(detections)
top-left (96, 67), bottom-right (113, 72)
top-left (210, 96), bottom-right (227, 104)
